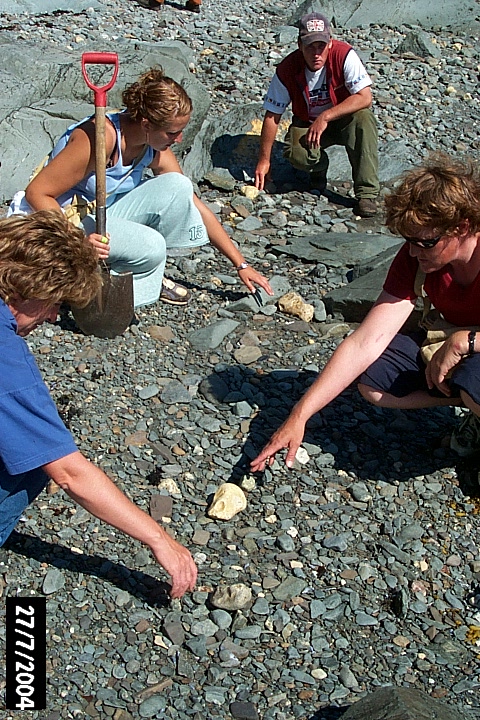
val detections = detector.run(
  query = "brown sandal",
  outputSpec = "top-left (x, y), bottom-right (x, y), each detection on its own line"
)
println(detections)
top-left (160, 277), bottom-right (191, 306)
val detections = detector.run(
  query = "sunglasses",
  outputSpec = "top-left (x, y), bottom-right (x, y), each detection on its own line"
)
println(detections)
top-left (401, 234), bottom-right (443, 249)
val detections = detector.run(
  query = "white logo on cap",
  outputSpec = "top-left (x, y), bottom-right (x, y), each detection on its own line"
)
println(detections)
top-left (306, 19), bottom-right (325, 32)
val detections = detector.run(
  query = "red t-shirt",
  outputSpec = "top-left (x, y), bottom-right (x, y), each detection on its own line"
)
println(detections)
top-left (384, 243), bottom-right (480, 326)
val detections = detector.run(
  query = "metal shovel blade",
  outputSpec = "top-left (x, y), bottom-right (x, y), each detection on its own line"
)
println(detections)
top-left (72, 267), bottom-right (134, 339)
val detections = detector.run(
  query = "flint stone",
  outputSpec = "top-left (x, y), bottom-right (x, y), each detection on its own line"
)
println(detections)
top-left (221, 637), bottom-right (250, 660)
top-left (147, 325), bottom-right (175, 342)
top-left (234, 346), bottom-right (263, 364)
top-left (230, 701), bottom-right (259, 720)
top-left (0, 39), bottom-right (210, 204)
top-left (340, 685), bottom-right (468, 720)
top-left (163, 621), bottom-right (185, 646)
top-left (207, 483), bottom-right (247, 520)
top-left (42, 568), bottom-right (65, 595)
top-left (150, 494), bottom-right (173, 521)
top-left (188, 320), bottom-right (239, 350)
top-left (160, 380), bottom-right (192, 405)
top-left (272, 577), bottom-right (307, 601)
top-left (210, 583), bottom-right (252, 610)
top-left (228, 275), bottom-right (291, 314)
top-left (204, 168), bottom-right (236, 191)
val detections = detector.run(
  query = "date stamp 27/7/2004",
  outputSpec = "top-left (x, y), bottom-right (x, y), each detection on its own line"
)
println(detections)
top-left (5, 597), bottom-right (46, 711)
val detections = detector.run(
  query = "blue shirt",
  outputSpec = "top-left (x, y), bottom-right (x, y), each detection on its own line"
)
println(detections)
top-left (0, 301), bottom-right (77, 477)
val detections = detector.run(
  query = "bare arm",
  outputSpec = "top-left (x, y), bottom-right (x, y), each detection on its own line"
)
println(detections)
top-left (152, 149), bottom-right (274, 295)
top-left (306, 87), bottom-right (373, 149)
top-left (25, 120), bottom-right (116, 260)
top-left (255, 111), bottom-right (282, 191)
top-left (43, 452), bottom-right (197, 598)
top-left (250, 291), bottom-right (415, 471)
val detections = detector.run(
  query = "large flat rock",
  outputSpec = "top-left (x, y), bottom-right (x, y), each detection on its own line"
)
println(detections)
top-left (341, 686), bottom-right (468, 720)
top-left (271, 233), bottom-right (401, 267)
top-left (0, 39), bottom-right (210, 204)
top-left (290, 0), bottom-right (480, 31)
top-left (324, 255), bottom-right (422, 330)
top-left (0, 0), bottom-right (99, 11)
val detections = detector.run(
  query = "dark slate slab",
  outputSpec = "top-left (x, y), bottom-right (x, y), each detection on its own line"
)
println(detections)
top-left (341, 686), bottom-right (469, 720)
top-left (272, 233), bottom-right (401, 267)
top-left (324, 259), bottom-right (422, 330)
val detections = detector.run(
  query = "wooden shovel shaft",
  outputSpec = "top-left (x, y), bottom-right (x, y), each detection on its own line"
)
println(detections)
top-left (81, 52), bottom-right (119, 236)
top-left (95, 105), bottom-right (107, 236)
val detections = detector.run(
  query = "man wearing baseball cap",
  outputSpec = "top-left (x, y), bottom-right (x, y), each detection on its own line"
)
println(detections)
top-left (254, 12), bottom-right (379, 218)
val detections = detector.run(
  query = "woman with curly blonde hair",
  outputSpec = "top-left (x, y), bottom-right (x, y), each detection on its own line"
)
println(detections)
top-left (10, 67), bottom-right (272, 308)
top-left (0, 211), bottom-right (197, 597)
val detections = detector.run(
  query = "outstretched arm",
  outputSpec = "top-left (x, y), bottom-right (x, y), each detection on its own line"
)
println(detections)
top-left (152, 148), bottom-right (273, 295)
top-left (255, 111), bottom-right (282, 191)
top-left (43, 452), bottom-right (197, 598)
top-left (193, 195), bottom-right (274, 295)
top-left (251, 292), bottom-right (415, 471)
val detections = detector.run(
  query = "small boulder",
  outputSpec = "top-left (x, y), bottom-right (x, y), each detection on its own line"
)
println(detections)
top-left (207, 483), bottom-right (247, 520)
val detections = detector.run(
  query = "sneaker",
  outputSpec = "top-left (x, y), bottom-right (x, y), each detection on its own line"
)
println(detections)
top-left (160, 278), bottom-right (191, 306)
top-left (353, 198), bottom-right (378, 218)
top-left (450, 412), bottom-right (480, 457)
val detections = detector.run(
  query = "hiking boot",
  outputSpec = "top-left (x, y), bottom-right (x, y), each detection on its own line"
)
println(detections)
top-left (450, 411), bottom-right (480, 457)
top-left (185, 0), bottom-right (201, 11)
top-left (354, 198), bottom-right (378, 218)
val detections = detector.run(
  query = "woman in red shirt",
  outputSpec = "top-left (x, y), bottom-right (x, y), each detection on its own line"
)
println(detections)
top-left (251, 154), bottom-right (480, 469)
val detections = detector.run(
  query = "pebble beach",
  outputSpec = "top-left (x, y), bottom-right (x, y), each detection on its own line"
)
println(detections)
top-left (1, 1), bottom-right (480, 719)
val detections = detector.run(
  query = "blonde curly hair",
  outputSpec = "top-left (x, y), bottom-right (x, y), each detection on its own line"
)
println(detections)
top-left (122, 67), bottom-right (192, 127)
top-left (0, 211), bottom-right (101, 307)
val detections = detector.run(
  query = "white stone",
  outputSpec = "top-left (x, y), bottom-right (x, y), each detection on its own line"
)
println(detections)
top-left (207, 483), bottom-right (247, 520)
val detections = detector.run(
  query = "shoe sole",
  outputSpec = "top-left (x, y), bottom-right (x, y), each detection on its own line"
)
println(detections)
top-left (160, 295), bottom-right (189, 306)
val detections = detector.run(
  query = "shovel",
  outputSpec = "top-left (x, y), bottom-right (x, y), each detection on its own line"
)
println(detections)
top-left (72, 52), bottom-right (134, 339)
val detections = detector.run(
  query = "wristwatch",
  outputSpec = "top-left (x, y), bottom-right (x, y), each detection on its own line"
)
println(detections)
top-left (236, 262), bottom-right (249, 271)
top-left (468, 330), bottom-right (476, 356)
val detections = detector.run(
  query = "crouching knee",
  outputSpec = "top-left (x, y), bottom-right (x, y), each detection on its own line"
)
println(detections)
top-left (358, 382), bottom-right (384, 406)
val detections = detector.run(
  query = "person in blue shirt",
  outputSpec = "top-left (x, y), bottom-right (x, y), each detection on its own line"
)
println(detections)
top-left (0, 210), bottom-right (197, 598)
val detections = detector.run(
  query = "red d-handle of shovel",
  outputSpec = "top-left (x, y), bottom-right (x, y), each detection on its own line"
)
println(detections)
top-left (81, 52), bottom-right (119, 107)
top-left (81, 52), bottom-right (119, 236)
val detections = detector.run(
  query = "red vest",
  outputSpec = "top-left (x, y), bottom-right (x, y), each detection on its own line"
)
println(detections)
top-left (276, 40), bottom-right (353, 122)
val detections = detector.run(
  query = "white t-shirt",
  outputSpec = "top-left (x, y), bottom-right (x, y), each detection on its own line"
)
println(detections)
top-left (263, 48), bottom-right (372, 121)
